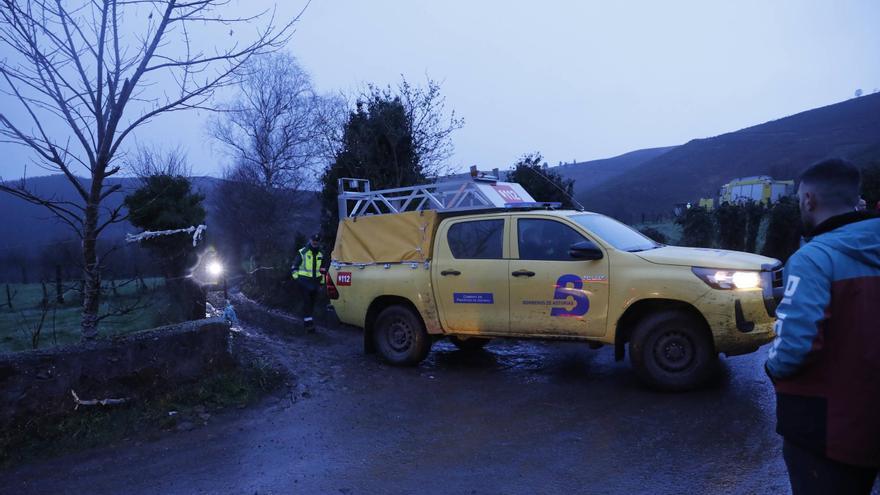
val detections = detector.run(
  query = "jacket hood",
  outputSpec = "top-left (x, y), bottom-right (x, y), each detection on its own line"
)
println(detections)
top-left (809, 215), bottom-right (880, 269)
top-left (634, 245), bottom-right (780, 270)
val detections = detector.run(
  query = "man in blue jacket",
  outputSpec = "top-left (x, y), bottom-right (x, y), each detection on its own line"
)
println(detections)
top-left (766, 159), bottom-right (880, 494)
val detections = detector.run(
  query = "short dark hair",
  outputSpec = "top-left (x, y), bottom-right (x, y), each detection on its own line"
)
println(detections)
top-left (798, 158), bottom-right (861, 207)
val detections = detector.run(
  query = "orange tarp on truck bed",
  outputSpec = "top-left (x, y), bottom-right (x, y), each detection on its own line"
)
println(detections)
top-left (332, 210), bottom-right (439, 263)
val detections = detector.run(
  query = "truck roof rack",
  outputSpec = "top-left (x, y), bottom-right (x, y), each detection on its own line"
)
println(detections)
top-left (337, 176), bottom-right (546, 219)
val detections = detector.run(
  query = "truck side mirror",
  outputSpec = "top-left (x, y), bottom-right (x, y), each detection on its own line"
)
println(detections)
top-left (569, 240), bottom-right (604, 260)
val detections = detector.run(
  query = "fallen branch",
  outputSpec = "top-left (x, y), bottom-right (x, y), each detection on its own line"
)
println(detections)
top-left (71, 389), bottom-right (130, 410)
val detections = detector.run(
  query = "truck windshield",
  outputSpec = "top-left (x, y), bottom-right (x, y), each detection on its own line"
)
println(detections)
top-left (571, 214), bottom-right (659, 252)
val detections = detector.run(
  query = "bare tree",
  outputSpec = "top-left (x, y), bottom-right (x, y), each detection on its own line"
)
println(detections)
top-left (0, 0), bottom-right (297, 340)
top-left (313, 92), bottom-right (349, 164)
top-left (317, 76), bottom-right (463, 182)
top-left (128, 144), bottom-right (191, 178)
top-left (357, 76), bottom-right (464, 178)
top-left (210, 52), bottom-right (324, 191)
top-left (18, 302), bottom-right (49, 349)
top-left (213, 170), bottom-right (302, 269)
top-left (397, 76), bottom-right (464, 177)
top-left (5, 283), bottom-right (17, 310)
top-left (210, 52), bottom-right (329, 270)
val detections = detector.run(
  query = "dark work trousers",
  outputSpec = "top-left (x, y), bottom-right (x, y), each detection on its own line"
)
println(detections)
top-left (783, 440), bottom-right (878, 495)
top-left (296, 277), bottom-right (320, 326)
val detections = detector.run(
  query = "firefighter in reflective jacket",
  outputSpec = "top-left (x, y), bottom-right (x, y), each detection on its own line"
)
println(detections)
top-left (291, 234), bottom-right (325, 332)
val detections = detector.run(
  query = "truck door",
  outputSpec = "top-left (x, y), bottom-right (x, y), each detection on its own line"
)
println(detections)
top-left (433, 217), bottom-right (510, 335)
top-left (509, 217), bottom-right (609, 337)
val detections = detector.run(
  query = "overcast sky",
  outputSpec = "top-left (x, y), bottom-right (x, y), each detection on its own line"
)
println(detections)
top-left (2, 0), bottom-right (879, 179)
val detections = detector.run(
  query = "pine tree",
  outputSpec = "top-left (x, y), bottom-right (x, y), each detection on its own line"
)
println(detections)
top-left (124, 175), bottom-right (206, 321)
top-left (320, 97), bottom-right (424, 243)
top-left (506, 153), bottom-right (577, 208)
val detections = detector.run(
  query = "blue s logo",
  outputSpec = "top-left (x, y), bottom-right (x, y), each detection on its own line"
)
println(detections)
top-left (550, 274), bottom-right (590, 317)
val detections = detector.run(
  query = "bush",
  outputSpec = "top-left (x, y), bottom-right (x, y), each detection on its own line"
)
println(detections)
top-left (762, 196), bottom-right (802, 262)
top-left (638, 226), bottom-right (668, 244)
top-left (714, 203), bottom-right (746, 251)
top-left (241, 268), bottom-right (300, 312)
top-left (676, 206), bottom-right (715, 248)
top-left (862, 162), bottom-right (880, 210)
top-left (743, 201), bottom-right (766, 253)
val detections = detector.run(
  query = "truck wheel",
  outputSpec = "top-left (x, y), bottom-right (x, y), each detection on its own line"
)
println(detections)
top-left (374, 305), bottom-right (431, 366)
top-left (449, 336), bottom-right (490, 351)
top-left (629, 310), bottom-right (717, 392)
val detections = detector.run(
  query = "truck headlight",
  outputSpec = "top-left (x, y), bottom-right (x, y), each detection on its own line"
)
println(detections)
top-left (692, 267), bottom-right (761, 290)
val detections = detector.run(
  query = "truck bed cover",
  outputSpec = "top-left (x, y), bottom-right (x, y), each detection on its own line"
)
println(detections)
top-left (332, 210), bottom-right (440, 264)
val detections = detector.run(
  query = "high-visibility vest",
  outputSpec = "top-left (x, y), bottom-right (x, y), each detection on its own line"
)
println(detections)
top-left (295, 247), bottom-right (323, 279)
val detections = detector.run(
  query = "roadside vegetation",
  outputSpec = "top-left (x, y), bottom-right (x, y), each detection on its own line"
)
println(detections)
top-left (0, 358), bottom-right (284, 468)
top-left (634, 199), bottom-right (799, 260)
top-left (635, 221), bottom-right (682, 245)
top-left (0, 0), bottom-right (294, 341)
top-left (659, 200), bottom-right (802, 261)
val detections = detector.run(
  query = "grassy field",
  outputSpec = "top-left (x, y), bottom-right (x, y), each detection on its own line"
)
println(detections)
top-left (0, 278), bottom-right (166, 352)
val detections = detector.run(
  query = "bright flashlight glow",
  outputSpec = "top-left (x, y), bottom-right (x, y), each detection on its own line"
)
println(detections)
top-left (207, 261), bottom-right (224, 277)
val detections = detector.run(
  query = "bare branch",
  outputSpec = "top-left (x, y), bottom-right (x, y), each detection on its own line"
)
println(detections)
top-left (0, 0), bottom-right (303, 339)
top-left (0, 182), bottom-right (84, 237)
top-left (209, 52), bottom-right (323, 190)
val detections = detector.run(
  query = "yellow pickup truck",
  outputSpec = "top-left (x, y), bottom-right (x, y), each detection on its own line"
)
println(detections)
top-left (327, 177), bottom-right (782, 390)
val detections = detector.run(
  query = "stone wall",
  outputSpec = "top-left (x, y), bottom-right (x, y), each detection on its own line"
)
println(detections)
top-left (0, 318), bottom-right (232, 426)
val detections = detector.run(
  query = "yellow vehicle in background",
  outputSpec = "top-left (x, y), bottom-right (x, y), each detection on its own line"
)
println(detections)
top-left (327, 175), bottom-right (783, 391)
top-left (699, 175), bottom-right (795, 210)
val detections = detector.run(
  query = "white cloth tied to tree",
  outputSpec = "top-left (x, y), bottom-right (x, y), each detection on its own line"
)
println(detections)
top-left (126, 224), bottom-right (207, 247)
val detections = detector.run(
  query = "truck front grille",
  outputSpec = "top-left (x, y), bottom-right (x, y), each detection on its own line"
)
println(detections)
top-left (771, 266), bottom-right (784, 290)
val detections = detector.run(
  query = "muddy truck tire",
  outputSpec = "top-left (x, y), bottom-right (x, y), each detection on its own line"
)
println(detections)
top-left (374, 305), bottom-right (431, 366)
top-left (629, 310), bottom-right (718, 392)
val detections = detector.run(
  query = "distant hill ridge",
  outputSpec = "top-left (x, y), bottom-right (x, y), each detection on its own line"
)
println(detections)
top-left (3, 93), bottom-right (879, 254)
top-left (553, 146), bottom-right (676, 198)
top-left (0, 176), bottom-right (223, 254)
top-left (554, 93), bottom-right (880, 222)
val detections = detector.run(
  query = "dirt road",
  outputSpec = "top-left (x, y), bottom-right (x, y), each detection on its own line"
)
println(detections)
top-left (3, 298), bottom-right (870, 495)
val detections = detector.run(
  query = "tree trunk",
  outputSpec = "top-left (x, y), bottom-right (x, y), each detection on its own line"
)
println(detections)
top-left (40, 280), bottom-right (49, 309)
top-left (55, 265), bottom-right (64, 304)
top-left (80, 190), bottom-right (102, 340)
top-left (186, 278), bottom-right (207, 321)
top-left (5, 284), bottom-right (12, 310)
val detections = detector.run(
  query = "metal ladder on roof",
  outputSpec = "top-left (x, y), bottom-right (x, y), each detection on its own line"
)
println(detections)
top-left (337, 176), bottom-right (509, 219)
